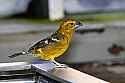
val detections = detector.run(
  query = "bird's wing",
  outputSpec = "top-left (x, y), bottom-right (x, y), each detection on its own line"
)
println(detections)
top-left (28, 35), bottom-right (62, 53)
top-left (28, 31), bottom-right (66, 53)
top-left (28, 38), bottom-right (49, 52)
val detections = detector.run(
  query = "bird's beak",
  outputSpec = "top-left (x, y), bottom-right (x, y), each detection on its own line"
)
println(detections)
top-left (74, 21), bottom-right (83, 30)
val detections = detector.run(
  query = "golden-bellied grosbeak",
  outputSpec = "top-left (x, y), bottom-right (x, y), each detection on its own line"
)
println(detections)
top-left (8, 18), bottom-right (83, 67)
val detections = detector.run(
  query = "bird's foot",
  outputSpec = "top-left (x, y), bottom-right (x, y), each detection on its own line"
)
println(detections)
top-left (52, 60), bottom-right (68, 68)
top-left (54, 63), bottom-right (68, 68)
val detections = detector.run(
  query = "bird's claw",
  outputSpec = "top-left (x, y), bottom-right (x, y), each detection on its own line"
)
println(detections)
top-left (54, 64), bottom-right (68, 68)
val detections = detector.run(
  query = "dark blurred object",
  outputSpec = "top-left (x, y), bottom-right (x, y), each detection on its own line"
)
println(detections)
top-left (76, 28), bottom-right (105, 34)
top-left (27, 0), bottom-right (48, 18)
top-left (108, 44), bottom-right (124, 55)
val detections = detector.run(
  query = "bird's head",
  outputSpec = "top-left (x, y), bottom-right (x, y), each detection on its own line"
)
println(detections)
top-left (59, 18), bottom-right (83, 32)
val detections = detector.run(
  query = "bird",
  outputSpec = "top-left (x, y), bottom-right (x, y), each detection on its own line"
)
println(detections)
top-left (8, 18), bottom-right (83, 67)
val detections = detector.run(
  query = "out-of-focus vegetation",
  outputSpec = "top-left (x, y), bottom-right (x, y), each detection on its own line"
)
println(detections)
top-left (67, 11), bottom-right (125, 23)
top-left (6, 11), bottom-right (125, 24)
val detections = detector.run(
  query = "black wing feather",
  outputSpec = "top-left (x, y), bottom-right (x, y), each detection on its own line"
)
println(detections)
top-left (28, 32), bottom-right (63, 53)
top-left (28, 38), bottom-right (48, 52)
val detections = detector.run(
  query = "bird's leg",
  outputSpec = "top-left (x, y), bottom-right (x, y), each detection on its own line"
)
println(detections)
top-left (52, 60), bottom-right (61, 66)
top-left (52, 60), bottom-right (68, 68)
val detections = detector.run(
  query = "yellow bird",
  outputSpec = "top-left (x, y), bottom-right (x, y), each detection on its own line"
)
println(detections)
top-left (8, 18), bottom-right (83, 67)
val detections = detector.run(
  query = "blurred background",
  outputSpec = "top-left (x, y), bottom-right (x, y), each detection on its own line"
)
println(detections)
top-left (0, 0), bottom-right (125, 82)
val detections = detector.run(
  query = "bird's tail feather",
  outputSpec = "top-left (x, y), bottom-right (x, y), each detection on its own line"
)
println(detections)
top-left (8, 51), bottom-right (29, 58)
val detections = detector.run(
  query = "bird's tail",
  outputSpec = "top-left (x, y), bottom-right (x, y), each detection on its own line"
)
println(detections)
top-left (8, 51), bottom-right (29, 58)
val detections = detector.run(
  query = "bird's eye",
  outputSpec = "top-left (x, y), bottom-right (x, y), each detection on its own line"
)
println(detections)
top-left (70, 23), bottom-right (74, 25)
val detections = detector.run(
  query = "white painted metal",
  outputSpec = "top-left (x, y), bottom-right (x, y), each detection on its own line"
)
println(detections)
top-left (48, 0), bottom-right (64, 20)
